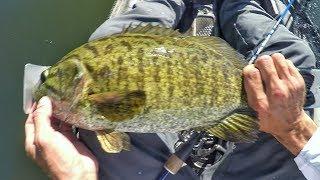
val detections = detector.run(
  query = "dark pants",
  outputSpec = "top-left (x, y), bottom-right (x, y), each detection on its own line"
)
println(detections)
top-left (81, 0), bottom-right (316, 179)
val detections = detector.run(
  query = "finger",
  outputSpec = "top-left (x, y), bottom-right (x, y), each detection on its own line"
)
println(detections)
top-left (25, 112), bottom-right (35, 133)
top-left (255, 55), bottom-right (280, 84)
top-left (243, 64), bottom-right (268, 111)
top-left (286, 60), bottom-right (306, 89)
top-left (33, 96), bottom-right (53, 132)
top-left (285, 60), bottom-right (306, 96)
top-left (33, 96), bottom-right (54, 148)
top-left (25, 111), bottom-right (36, 159)
top-left (287, 60), bottom-right (302, 78)
top-left (271, 53), bottom-right (290, 79)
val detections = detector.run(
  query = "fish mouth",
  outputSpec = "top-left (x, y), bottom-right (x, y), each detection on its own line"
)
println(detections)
top-left (23, 63), bottom-right (51, 114)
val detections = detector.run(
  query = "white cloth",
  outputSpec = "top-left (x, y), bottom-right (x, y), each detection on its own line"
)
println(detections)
top-left (294, 128), bottom-right (320, 180)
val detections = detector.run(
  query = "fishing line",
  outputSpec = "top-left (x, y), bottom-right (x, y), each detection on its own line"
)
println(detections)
top-left (248, 0), bottom-right (296, 64)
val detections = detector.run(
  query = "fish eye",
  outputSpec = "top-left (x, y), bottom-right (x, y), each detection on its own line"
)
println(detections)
top-left (40, 69), bottom-right (49, 82)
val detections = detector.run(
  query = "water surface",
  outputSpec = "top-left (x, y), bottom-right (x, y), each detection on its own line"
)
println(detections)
top-left (0, 0), bottom-right (115, 179)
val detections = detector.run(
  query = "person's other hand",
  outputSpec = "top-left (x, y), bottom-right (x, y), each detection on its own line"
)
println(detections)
top-left (243, 53), bottom-right (317, 155)
top-left (25, 96), bottom-right (98, 180)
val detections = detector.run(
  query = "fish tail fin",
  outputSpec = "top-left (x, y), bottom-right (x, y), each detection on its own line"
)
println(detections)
top-left (300, 69), bottom-right (320, 109)
top-left (95, 130), bottom-right (131, 153)
top-left (205, 109), bottom-right (259, 143)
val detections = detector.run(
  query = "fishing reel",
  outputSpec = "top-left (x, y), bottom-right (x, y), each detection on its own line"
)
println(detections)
top-left (174, 130), bottom-right (235, 176)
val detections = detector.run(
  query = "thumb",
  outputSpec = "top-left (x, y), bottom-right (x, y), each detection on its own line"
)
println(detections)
top-left (33, 96), bottom-right (54, 135)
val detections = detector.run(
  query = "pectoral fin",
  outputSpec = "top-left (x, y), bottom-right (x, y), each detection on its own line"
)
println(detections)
top-left (206, 110), bottom-right (259, 143)
top-left (95, 130), bottom-right (131, 153)
top-left (89, 90), bottom-right (146, 121)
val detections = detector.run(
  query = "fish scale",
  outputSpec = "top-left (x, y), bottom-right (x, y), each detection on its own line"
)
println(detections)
top-left (60, 34), bottom-right (243, 110)
top-left (34, 25), bottom-right (259, 144)
top-left (102, 34), bottom-right (241, 110)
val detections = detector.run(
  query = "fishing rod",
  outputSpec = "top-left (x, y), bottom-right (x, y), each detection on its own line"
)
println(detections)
top-left (248, 0), bottom-right (296, 64)
top-left (157, 131), bottom-right (205, 180)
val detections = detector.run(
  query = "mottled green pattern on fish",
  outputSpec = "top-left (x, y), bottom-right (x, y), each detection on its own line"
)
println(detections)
top-left (35, 26), bottom-right (258, 142)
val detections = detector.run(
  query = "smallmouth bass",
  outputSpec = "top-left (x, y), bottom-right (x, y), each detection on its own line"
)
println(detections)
top-left (34, 25), bottom-right (259, 152)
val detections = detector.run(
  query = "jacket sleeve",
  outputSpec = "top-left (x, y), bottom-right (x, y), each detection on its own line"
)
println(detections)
top-left (89, 0), bottom-right (185, 41)
top-left (294, 128), bottom-right (320, 180)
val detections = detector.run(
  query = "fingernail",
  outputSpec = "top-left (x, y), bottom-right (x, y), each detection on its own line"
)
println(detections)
top-left (258, 55), bottom-right (271, 61)
top-left (38, 96), bottom-right (50, 106)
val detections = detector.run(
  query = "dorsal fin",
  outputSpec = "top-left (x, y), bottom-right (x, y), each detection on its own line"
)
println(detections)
top-left (185, 36), bottom-right (247, 67)
top-left (121, 23), bottom-right (183, 37)
top-left (206, 109), bottom-right (259, 142)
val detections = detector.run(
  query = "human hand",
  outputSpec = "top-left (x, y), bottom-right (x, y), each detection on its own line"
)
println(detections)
top-left (25, 96), bottom-right (98, 180)
top-left (243, 53), bottom-right (317, 155)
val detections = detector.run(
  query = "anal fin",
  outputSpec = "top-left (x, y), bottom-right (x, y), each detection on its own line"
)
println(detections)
top-left (206, 111), bottom-right (259, 143)
top-left (95, 130), bottom-right (131, 153)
